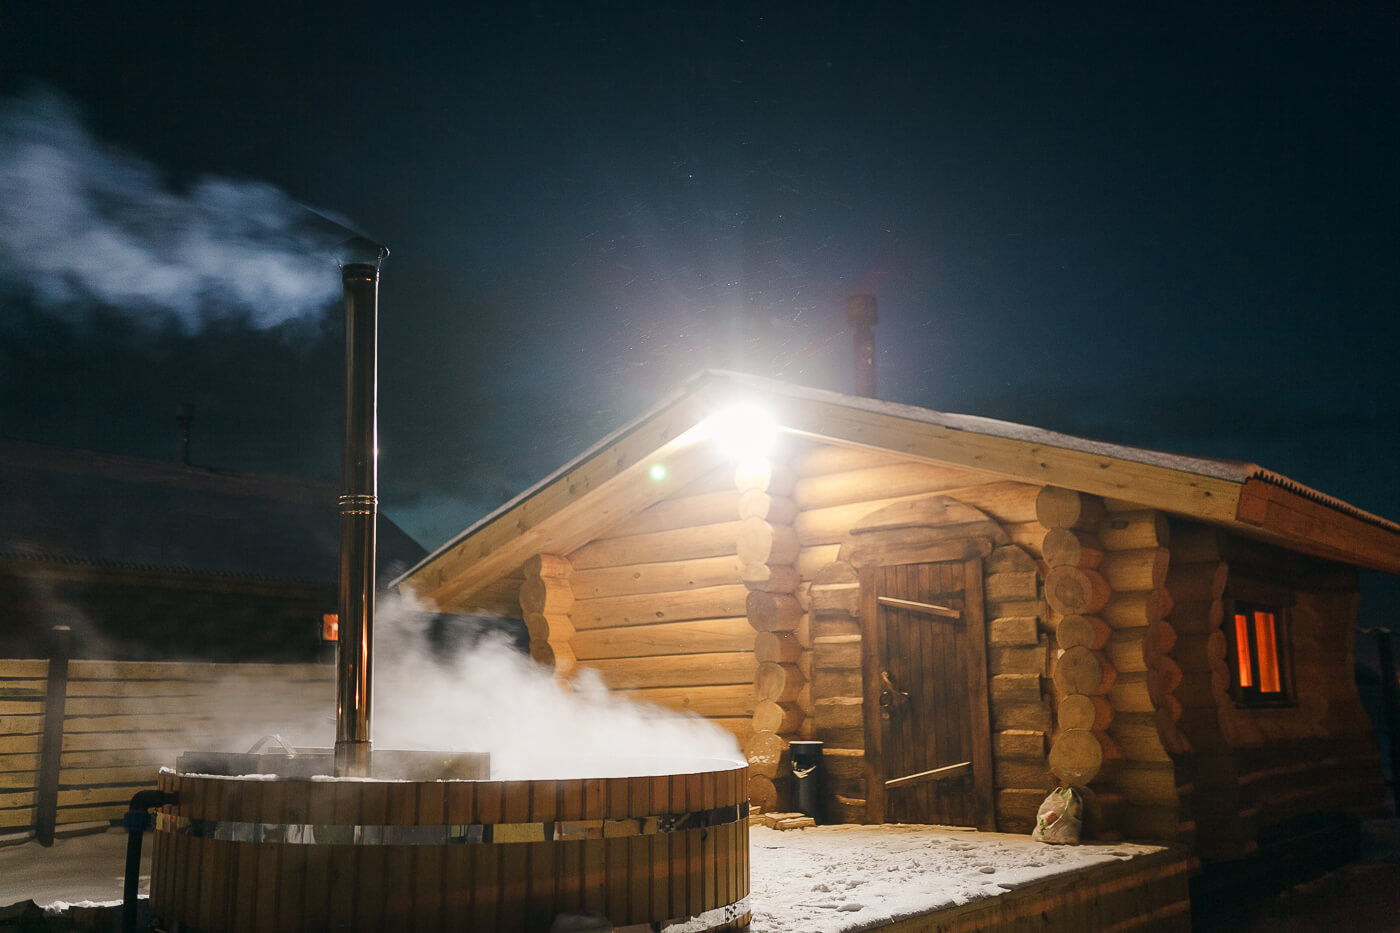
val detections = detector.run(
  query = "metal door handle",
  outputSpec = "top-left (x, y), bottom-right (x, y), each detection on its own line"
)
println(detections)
top-left (879, 670), bottom-right (909, 710)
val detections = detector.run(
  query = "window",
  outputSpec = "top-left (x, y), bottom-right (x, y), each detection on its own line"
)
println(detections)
top-left (1224, 602), bottom-right (1292, 707)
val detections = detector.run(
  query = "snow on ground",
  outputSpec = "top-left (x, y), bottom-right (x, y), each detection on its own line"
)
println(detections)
top-left (0, 823), bottom-right (1161, 931)
top-left (0, 827), bottom-right (145, 910)
top-left (746, 823), bottom-right (1161, 932)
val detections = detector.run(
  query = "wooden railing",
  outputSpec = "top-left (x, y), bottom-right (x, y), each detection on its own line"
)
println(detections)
top-left (0, 642), bottom-right (333, 838)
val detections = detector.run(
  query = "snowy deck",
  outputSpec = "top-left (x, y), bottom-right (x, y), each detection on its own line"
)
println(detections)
top-left (746, 823), bottom-right (1191, 933)
top-left (1, 823), bottom-right (1191, 932)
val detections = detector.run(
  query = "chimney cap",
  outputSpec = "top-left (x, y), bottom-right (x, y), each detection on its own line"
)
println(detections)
top-left (295, 208), bottom-right (388, 266)
top-left (334, 236), bottom-right (389, 268)
top-left (846, 294), bottom-right (878, 328)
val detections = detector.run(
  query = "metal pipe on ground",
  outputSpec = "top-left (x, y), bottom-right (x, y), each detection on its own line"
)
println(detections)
top-left (121, 789), bottom-right (178, 933)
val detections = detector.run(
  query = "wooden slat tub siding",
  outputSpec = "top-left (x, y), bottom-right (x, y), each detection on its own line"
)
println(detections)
top-left (229, 777), bottom-right (262, 933)
top-left (150, 763), bottom-right (750, 932)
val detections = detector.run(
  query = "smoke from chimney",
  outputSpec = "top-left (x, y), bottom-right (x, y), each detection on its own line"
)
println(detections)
top-left (0, 86), bottom-right (341, 330)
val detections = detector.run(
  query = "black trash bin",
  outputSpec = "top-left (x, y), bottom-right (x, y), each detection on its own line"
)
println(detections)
top-left (789, 740), bottom-right (823, 821)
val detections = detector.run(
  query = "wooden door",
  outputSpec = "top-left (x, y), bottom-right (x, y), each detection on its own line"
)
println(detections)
top-left (862, 558), bottom-right (994, 828)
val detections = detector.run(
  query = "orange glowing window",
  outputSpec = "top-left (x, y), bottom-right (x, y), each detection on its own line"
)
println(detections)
top-left (1232, 613), bottom-right (1254, 688)
top-left (1225, 602), bottom-right (1291, 706)
top-left (322, 613), bottom-right (339, 642)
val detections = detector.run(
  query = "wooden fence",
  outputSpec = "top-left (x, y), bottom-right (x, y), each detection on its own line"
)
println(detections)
top-left (0, 649), bottom-right (333, 836)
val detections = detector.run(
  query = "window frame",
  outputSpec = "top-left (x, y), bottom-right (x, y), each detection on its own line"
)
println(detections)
top-left (1223, 597), bottom-right (1296, 709)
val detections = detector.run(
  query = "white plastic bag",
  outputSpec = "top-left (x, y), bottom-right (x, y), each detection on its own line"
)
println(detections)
top-left (1031, 785), bottom-right (1083, 844)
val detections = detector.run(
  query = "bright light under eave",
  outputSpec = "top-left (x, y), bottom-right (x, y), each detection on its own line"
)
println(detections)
top-left (702, 403), bottom-right (779, 462)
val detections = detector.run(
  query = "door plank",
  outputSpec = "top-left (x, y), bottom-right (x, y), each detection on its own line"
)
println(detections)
top-left (885, 761), bottom-right (972, 789)
top-left (859, 567), bottom-right (885, 823)
top-left (962, 558), bottom-right (996, 830)
top-left (876, 595), bottom-right (962, 619)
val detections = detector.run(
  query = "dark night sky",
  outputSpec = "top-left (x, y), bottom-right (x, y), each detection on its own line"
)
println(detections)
top-left (2, 3), bottom-right (1397, 615)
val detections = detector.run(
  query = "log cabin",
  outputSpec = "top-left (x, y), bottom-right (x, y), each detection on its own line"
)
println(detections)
top-left (396, 370), bottom-right (1394, 874)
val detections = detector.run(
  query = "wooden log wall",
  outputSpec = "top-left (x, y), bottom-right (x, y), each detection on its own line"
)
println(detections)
top-left (519, 554), bottom-right (576, 678)
top-left (562, 464), bottom-right (757, 749)
top-left (809, 559), bottom-right (866, 824)
top-left (735, 459), bottom-right (804, 813)
top-left (1093, 501), bottom-right (1183, 845)
top-left (1160, 522), bottom-right (1238, 860)
top-left (793, 442), bottom-right (1048, 829)
top-left (1164, 522), bottom-right (1385, 862)
top-left (0, 659), bottom-right (333, 832)
top-left (983, 543), bottom-right (1055, 834)
top-left (1038, 488), bottom-right (1125, 840)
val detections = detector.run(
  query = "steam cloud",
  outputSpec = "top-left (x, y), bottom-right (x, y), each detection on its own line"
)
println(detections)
top-left (370, 595), bottom-right (744, 779)
top-left (0, 87), bottom-right (340, 328)
top-left (198, 592), bottom-right (743, 780)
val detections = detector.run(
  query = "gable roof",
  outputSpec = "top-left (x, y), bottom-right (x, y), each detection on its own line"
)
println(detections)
top-left (0, 438), bottom-right (425, 584)
top-left (398, 370), bottom-right (1400, 610)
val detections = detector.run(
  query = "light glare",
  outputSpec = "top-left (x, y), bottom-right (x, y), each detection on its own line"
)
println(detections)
top-left (705, 404), bottom-right (778, 462)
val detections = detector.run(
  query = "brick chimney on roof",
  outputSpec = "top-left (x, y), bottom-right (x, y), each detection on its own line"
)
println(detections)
top-left (846, 294), bottom-right (878, 398)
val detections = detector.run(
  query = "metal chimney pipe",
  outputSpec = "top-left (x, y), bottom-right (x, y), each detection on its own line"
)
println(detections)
top-left (846, 294), bottom-right (878, 398)
top-left (335, 245), bottom-right (387, 777)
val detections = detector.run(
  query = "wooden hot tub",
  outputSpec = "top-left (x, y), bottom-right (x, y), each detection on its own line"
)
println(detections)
top-left (150, 757), bottom-right (750, 932)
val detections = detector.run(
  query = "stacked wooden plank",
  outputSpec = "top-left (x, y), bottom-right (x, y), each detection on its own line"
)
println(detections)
top-left (519, 554), bottom-right (576, 677)
top-left (1038, 487), bottom-right (1125, 838)
top-left (0, 658), bottom-right (46, 830)
top-left (1165, 523), bottom-right (1385, 860)
top-left (1160, 521), bottom-right (1236, 858)
top-left (1095, 501), bottom-right (1181, 843)
top-left (565, 465), bottom-right (756, 743)
top-left (807, 557), bottom-right (866, 823)
top-left (0, 659), bottom-right (334, 831)
top-left (982, 543), bottom-right (1054, 834)
top-left (735, 458), bottom-right (805, 813)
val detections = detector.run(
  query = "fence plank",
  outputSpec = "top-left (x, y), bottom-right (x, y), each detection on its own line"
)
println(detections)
top-left (36, 626), bottom-right (71, 845)
top-left (0, 806), bottom-right (36, 828)
top-left (0, 735), bottom-right (41, 755)
top-left (0, 660), bottom-right (49, 678)
top-left (54, 804), bottom-right (128, 825)
top-left (60, 765), bottom-right (166, 786)
top-left (0, 658), bottom-right (334, 839)
top-left (0, 753), bottom-right (40, 772)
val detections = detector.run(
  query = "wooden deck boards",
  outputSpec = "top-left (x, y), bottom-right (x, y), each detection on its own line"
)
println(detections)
top-left (747, 824), bottom-right (1191, 933)
top-left (866, 846), bottom-right (1191, 933)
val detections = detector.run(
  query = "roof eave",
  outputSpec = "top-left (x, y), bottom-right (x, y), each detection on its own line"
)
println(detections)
top-left (396, 374), bottom-right (737, 611)
top-left (1235, 477), bottom-right (1400, 575)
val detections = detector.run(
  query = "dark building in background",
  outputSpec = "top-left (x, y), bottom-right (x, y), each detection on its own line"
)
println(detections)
top-left (0, 438), bottom-right (425, 661)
